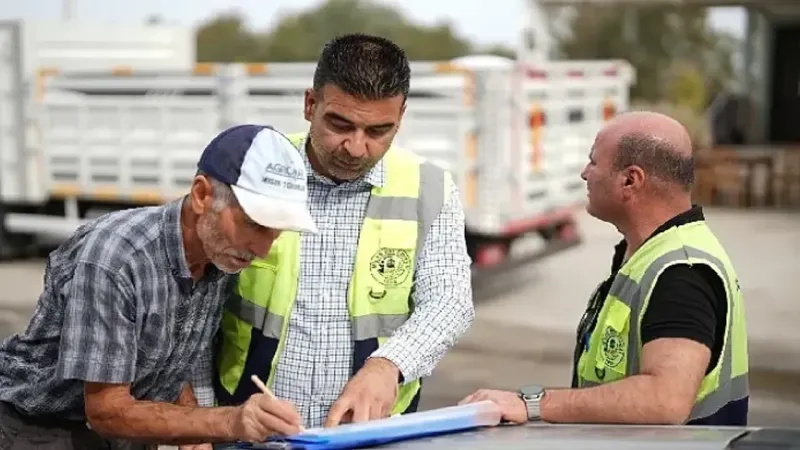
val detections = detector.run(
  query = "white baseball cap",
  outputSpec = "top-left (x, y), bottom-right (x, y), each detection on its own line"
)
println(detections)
top-left (197, 124), bottom-right (317, 234)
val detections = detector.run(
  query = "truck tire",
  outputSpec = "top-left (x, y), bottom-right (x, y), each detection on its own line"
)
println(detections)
top-left (0, 204), bottom-right (37, 260)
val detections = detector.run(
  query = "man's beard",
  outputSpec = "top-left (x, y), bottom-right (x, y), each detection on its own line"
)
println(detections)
top-left (197, 213), bottom-right (253, 274)
top-left (308, 129), bottom-right (381, 181)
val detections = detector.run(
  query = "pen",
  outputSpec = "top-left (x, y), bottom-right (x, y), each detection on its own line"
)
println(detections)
top-left (250, 375), bottom-right (276, 399)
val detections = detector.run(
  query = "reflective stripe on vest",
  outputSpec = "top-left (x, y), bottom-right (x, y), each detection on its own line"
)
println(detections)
top-left (215, 131), bottom-right (451, 416)
top-left (576, 222), bottom-right (749, 423)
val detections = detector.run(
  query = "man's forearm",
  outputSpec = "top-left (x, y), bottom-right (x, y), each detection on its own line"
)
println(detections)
top-left (369, 291), bottom-right (473, 383)
top-left (541, 375), bottom-right (690, 425)
top-left (91, 400), bottom-right (239, 445)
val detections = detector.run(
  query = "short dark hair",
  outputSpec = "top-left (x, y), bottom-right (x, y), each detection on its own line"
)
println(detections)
top-left (313, 33), bottom-right (410, 101)
top-left (613, 132), bottom-right (695, 190)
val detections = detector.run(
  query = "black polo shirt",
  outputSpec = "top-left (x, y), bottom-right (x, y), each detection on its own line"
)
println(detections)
top-left (573, 205), bottom-right (727, 393)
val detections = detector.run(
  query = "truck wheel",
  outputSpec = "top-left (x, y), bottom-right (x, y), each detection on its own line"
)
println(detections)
top-left (0, 204), bottom-right (11, 260)
top-left (472, 237), bottom-right (511, 268)
top-left (537, 225), bottom-right (559, 242)
top-left (0, 205), bottom-right (37, 260)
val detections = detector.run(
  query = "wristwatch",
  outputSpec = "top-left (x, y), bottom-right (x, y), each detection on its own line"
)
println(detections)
top-left (518, 384), bottom-right (546, 421)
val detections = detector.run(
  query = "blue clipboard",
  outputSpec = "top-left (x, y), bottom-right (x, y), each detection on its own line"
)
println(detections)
top-left (235, 401), bottom-right (501, 449)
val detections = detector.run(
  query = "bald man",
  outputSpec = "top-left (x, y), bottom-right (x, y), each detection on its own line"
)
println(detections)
top-left (459, 111), bottom-right (749, 426)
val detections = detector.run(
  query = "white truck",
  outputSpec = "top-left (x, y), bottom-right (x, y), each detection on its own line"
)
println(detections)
top-left (0, 18), bottom-right (194, 256)
top-left (0, 17), bottom-right (636, 269)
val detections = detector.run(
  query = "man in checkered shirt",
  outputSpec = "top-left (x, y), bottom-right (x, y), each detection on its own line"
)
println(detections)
top-left (0, 125), bottom-right (316, 449)
top-left (192, 33), bottom-right (476, 437)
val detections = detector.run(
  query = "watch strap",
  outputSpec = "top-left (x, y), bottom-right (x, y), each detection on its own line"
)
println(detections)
top-left (519, 386), bottom-right (545, 421)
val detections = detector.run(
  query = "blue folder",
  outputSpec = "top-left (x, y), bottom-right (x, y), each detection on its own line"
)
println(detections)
top-left (234, 401), bottom-right (500, 449)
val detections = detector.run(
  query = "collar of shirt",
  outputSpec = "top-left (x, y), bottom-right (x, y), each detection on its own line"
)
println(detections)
top-left (610, 204), bottom-right (706, 273)
top-left (162, 198), bottom-right (192, 280)
top-left (299, 135), bottom-right (385, 189)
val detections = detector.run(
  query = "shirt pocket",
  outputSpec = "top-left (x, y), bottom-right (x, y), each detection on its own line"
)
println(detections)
top-left (593, 299), bottom-right (631, 381)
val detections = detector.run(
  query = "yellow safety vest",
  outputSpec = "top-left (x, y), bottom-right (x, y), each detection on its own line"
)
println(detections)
top-left (574, 220), bottom-right (749, 423)
top-left (213, 132), bottom-right (452, 416)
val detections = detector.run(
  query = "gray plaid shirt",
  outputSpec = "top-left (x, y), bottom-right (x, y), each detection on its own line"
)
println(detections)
top-left (192, 139), bottom-right (475, 428)
top-left (0, 198), bottom-right (230, 420)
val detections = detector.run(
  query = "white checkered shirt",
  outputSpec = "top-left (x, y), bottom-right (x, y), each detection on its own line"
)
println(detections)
top-left (192, 140), bottom-right (474, 428)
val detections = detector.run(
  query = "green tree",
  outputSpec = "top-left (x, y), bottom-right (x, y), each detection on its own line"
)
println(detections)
top-left (193, 0), bottom-right (476, 63)
top-left (478, 44), bottom-right (516, 59)
top-left (259, 0), bottom-right (472, 61)
top-left (665, 62), bottom-right (707, 112)
top-left (552, 5), bottom-right (739, 105)
top-left (195, 12), bottom-right (263, 62)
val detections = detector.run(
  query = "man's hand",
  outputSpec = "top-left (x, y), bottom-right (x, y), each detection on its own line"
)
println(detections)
top-left (84, 382), bottom-right (302, 446)
top-left (325, 358), bottom-right (400, 427)
top-left (458, 389), bottom-right (527, 424)
top-left (232, 393), bottom-right (304, 442)
top-left (178, 445), bottom-right (212, 450)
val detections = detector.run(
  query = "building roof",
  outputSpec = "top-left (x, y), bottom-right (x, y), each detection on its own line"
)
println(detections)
top-left (532, 0), bottom-right (800, 17)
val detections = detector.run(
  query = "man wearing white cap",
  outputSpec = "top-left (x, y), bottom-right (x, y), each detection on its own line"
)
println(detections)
top-left (0, 125), bottom-right (315, 449)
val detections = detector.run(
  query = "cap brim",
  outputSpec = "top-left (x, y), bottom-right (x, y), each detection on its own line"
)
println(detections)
top-left (231, 185), bottom-right (318, 234)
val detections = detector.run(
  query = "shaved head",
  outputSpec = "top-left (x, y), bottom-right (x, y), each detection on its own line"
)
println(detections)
top-left (605, 111), bottom-right (695, 191)
top-left (581, 111), bottom-right (696, 232)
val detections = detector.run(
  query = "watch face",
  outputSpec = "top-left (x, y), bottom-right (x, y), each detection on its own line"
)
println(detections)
top-left (520, 384), bottom-right (544, 398)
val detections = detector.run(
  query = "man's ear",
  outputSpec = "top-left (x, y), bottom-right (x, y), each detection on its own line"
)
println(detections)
top-left (304, 88), bottom-right (317, 122)
top-left (624, 166), bottom-right (646, 189)
top-left (190, 175), bottom-right (213, 215)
